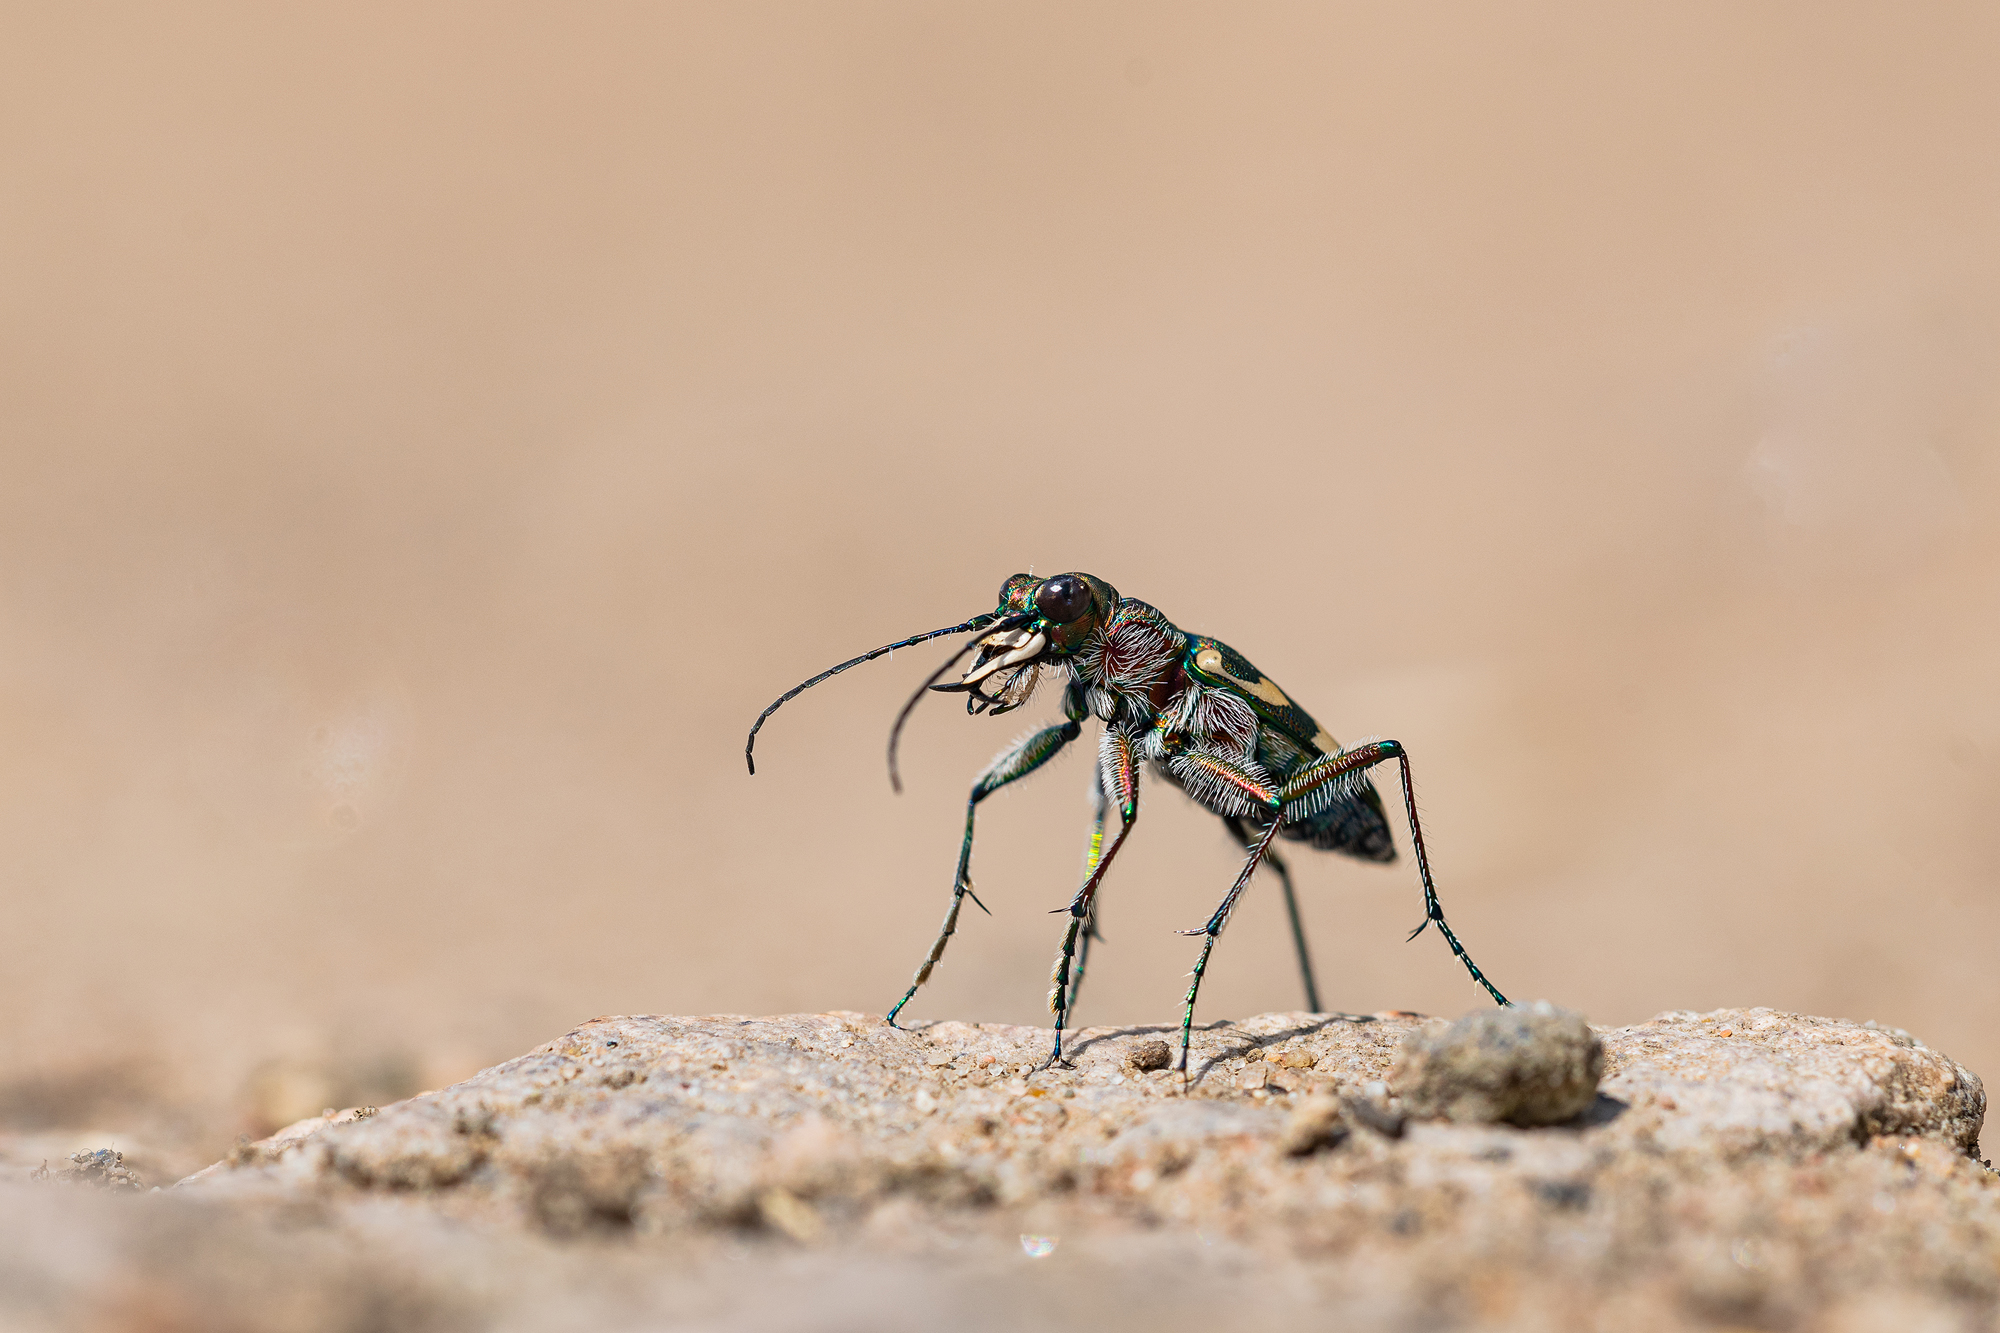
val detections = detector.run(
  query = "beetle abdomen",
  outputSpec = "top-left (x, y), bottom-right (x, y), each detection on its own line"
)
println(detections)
top-left (1281, 786), bottom-right (1397, 862)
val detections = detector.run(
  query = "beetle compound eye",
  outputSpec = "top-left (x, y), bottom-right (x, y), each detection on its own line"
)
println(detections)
top-left (1036, 574), bottom-right (1091, 624)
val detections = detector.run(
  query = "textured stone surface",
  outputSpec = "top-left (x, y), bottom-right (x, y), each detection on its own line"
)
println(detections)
top-left (1394, 1002), bottom-right (1604, 1126)
top-left (5, 1006), bottom-right (1995, 1331)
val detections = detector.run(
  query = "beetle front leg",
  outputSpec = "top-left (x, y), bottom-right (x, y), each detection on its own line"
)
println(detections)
top-left (1040, 728), bottom-right (1140, 1070)
top-left (884, 715), bottom-right (1082, 1027)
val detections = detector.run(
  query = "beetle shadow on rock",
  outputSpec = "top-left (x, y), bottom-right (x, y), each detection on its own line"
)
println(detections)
top-left (1057, 1013), bottom-right (1386, 1086)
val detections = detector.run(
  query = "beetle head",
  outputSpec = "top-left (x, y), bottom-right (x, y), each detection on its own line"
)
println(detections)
top-left (937, 572), bottom-right (1118, 710)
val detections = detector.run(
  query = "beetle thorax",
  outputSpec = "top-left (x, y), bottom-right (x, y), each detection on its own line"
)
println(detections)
top-left (1071, 601), bottom-right (1185, 719)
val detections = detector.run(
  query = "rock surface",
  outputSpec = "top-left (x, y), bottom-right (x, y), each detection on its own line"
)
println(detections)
top-left (5, 1006), bottom-right (1997, 1331)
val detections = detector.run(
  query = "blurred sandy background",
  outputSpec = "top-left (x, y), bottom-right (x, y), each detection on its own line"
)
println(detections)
top-left (2, 3), bottom-right (1996, 1171)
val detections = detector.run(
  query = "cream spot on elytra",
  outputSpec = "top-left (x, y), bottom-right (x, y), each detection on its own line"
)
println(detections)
top-left (1194, 645), bottom-right (1292, 708)
top-left (1230, 672), bottom-right (1292, 708)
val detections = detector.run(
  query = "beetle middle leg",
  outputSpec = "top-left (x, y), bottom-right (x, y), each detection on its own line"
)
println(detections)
top-left (1066, 765), bottom-right (1112, 1018)
top-left (1177, 813), bottom-right (1284, 1077)
top-left (1039, 728), bottom-right (1140, 1070)
top-left (884, 700), bottom-right (1084, 1028)
top-left (1222, 815), bottom-right (1320, 1013)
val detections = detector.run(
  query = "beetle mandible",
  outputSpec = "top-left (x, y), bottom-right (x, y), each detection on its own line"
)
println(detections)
top-left (744, 572), bottom-right (1510, 1074)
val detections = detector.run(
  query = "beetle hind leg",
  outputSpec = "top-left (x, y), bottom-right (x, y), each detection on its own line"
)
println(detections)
top-left (1379, 745), bottom-right (1509, 1005)
top-left (1172, 741), bottom-right (1509, 1083)
top-left (1279, 741), bottom-right (1509, 1006)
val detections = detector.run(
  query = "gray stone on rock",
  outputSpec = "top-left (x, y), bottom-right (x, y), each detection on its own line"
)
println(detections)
top-left (1394, 1001), bottom-right (1604, 1126)
top-left (29, 1147), bottom-right (147, 1190)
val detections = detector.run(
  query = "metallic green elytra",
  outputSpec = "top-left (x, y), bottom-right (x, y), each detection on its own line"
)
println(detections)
top-left (745, 572), bottom-right (1510, 1076)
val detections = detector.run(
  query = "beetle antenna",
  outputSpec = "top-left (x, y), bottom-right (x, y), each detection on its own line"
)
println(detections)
top-left (746, 613), bottom-right (1013, 775)
top-left (886, 638), bottom-right (984, 794)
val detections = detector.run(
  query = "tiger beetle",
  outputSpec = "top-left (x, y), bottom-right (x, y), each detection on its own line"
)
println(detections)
top-left (744, 572), bottom-right (1510, 1077)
